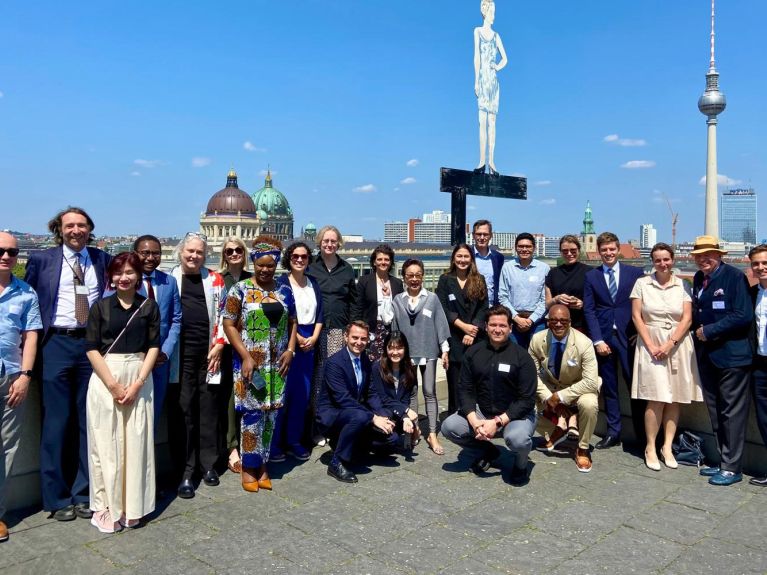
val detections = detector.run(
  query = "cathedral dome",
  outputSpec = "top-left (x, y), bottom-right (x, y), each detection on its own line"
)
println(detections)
top-left (206, 170), bottom-right (257, 216)
top-left (251, 170), bottom-right (293, 218)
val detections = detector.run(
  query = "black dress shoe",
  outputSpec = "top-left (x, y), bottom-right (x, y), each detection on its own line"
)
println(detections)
top-left (202, 470), bottom-right (220, 487)
top-left (52, 504), bottom-right (76, 521)
top-left (177, 479), bottom-right (195, 499)
top-left (595, 435), bottom-right (621, 450)
top-left (327, 460), bottom-right (358, 483)
top-left (749, 476), bottom-right (767, 486)
top-left (74, 502), bottom-right (93, 519)
top-left (508, 465), bottom-right (529, 486)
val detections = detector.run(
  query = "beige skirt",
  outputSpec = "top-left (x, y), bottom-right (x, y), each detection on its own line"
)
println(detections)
top-left (87, 352), bottom-right (155, 522)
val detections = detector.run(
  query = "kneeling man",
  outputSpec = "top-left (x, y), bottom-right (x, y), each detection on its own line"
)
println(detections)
top-left (316, 321), bottom-right (397, 483)
top-left (529, 304), bottom-right (600, 472)
top-left (442, 306), bottom-right (537, 485)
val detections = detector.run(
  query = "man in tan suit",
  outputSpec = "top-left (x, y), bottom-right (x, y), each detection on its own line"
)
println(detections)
top-left (529, 304), bottom-right (600, 472)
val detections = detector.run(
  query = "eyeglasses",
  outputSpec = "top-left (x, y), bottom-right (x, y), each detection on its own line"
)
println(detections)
top-left (321, 239), bottom-right (338, 245)
top-left (291, 254), bottom-right (309, 261)
top-left (561, 249), bottom-right (578, 255)
top-left (137, 250), bottom-right (161, 258)
top-left (404, 273), bottom-right (423, 280)
top-left (225, 247), bottom-right (244, 256)
top-left (0, 247), bottom-right (19, 257)
top-left (474, 233), bottom-right (491, 238)
top-left (516, 244), bottom-right (534, 250)
top-left (184, 232), bottom-right (207, 242)
top-left (548, 318), bottom-right (571, 325)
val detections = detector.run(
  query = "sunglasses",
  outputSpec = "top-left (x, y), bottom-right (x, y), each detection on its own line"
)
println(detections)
top-left (290, 253), bottom-right (309, 261)
top-left (185, 231), bottom-right (208, 242)
top-left (225, 247), bottom-right (244, 256)
top-left (548, 318), bottom-right (571, 325)
top-left (0, 247), bottom-right (20, 257)
top-left (561, 248), bottom-right (578, 255)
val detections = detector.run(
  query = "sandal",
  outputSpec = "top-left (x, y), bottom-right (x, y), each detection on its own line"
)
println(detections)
top-left (426, 434), bottom-right (445, 456)
top-left (227, 450), bottom-right (242, 474)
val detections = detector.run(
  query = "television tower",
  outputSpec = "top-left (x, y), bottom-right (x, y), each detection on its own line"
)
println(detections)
top-left (698, 0), bottom-right (726, 237)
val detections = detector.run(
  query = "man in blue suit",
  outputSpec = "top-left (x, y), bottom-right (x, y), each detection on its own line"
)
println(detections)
top-left (583, 232), bottom-right (645, 449)
top-left (316, 320), bottom-right (396, 483)
top-left (472, 220), bottom-right (504, 306)
top-left (691, 236), bottom-right (754, 486)
top-left (24, 207), bottom-right (111, 521)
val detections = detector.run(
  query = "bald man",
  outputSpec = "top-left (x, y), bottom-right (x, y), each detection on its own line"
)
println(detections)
top-left (0, 232), bottom-right (42, 541)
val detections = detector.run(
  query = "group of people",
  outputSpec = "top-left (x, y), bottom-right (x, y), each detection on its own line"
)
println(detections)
top-left (1, 209), bottom-right (766, 543)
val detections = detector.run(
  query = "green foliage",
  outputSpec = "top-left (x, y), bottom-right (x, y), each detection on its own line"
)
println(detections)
top-left (12, 263), bottom-right (25, 279)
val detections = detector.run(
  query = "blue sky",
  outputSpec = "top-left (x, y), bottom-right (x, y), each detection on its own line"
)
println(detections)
top-left (1, 1), bottom-right (765, 243)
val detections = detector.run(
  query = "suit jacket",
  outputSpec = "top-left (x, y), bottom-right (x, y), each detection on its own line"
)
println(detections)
top-left (351, 272), bottom-right (404, 328)
top-left (583, 262), bottom-right (645, 346)
top-left (367, 360), bottom-right (416, 419)
top-left (435, 273), bottom-right (488, 363)
top-left (316, 348), bottom-right (376, 432)
top-left (692, 263), bottom-right (753, 368)
top-left (104, 269), bottom-right (182, 359)
top-left (528, 328), bottom-right (601, 405)
top-left (24, 245), bottom-right (112, 337)
top-left (751, 284), bottom-right (765, 360)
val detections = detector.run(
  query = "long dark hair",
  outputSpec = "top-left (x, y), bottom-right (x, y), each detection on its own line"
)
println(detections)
top-left (446, 243), bottom-right (487, 301)
top-left (378, 331), bottom-right (416, 390)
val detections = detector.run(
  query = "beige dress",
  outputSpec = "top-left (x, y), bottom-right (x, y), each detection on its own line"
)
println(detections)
top-left (630, 274), bottom-right (703, 403)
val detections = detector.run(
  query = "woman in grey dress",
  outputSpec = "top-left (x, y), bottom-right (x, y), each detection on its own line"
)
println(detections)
top-left (474, 0), bottom-right (508, 176)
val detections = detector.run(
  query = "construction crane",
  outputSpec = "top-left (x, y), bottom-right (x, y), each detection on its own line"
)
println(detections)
top-left (664, 194), bottom-right (679, 253)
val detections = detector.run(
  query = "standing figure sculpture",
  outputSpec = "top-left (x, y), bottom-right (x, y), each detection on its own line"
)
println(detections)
top-left (474, 0), bottom-right (507, 176)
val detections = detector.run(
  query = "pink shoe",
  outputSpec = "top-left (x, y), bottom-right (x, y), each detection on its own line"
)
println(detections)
top-left (90, 510), bottom-right (123, 533)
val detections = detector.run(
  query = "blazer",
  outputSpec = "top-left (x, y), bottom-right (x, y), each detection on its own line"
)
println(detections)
top-left (583, 263), bottom-right (645, 346)
top-left (24, 245), bottom-right (112, 337)
top-left (316, 348), bottom-right (375, 432)
top-left (692, 263), bottom-right (753, 369)
top-left (480, 247), bottom-right (505, 306)
top-left (168, 266), bottom-right (226, 383)
top-left (103, 269), bottom-right (182, 359)
top-left (367, 360), bottom-right (416, 419)
top-left (351, 272), bottom-right (404, 328)
top-left (528, 328), bottom-right (601, 405)
top-left (435, 273), bottom-right (488, 363)
top-left (277, 273), bottom-right (325, 327)
top-left (751, 284), bottom-right (765, 358)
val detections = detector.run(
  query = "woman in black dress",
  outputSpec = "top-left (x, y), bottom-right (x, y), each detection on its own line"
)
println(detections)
top-left (544, 235), bottom-right (591, 331)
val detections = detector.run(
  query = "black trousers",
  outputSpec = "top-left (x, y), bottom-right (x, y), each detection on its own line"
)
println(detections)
top-left (446, 362), bottom-right (461, 414)
top-left (751, 355), bottom-right (767, 451)
top-left (698, 355), bottom-right (751, 473)
top-left (179, 348), bottom-right (222, 478)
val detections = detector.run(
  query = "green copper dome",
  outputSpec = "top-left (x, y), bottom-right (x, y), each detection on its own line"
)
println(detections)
top-left (251, 170), bottom-right (293, 218)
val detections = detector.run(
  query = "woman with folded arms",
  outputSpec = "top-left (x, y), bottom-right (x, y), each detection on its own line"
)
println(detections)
top-left (392, 259), bottom-right (450, 455)
top-left (545, 235), bottom-right (590, 332)
top-left (85, 252), bottom-right (160, 532)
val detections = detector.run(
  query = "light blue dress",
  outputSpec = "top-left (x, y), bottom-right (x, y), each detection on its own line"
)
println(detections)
top-left (477, 31), bottom-right (499, 115)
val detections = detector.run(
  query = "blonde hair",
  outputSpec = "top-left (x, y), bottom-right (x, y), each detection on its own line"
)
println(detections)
top-left (218, 237), bottom-right (249, 272)
top-left (481, 0), bottom-right (494, 18)
top-left (316, 225), bottom-right (343, 249)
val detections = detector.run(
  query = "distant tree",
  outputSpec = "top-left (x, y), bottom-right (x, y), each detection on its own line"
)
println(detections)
top-left (12, 263), bottom-right (25, 279)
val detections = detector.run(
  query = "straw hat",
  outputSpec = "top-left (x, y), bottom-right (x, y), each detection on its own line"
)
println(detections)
top-left (689, 235), bottom-right (728, 255)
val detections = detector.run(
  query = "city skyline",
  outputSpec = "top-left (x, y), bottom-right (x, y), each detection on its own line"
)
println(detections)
top-left (1, 1), bottom-right (765, 243)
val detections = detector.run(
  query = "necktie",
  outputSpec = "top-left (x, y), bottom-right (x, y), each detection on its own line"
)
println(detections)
top-left (552, 341), bottom-right (564, 380)
top-left (73, 253), bottom-right (89, 325)
top-left (144, 276), bottom-right (155, 300)
top-left (607, 267), bottom-right (618, 302)
top-left (353, 357), bottom-right (363, 392)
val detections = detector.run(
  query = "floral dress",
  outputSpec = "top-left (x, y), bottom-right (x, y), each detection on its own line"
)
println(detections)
top-left (223, 279), bottom-right (296, 468)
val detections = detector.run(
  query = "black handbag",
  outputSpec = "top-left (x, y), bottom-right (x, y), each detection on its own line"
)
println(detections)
top-left (672, 430), bottom-right (705, 467)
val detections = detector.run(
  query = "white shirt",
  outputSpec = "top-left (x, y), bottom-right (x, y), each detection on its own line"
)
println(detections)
top-left (602, 262), bottom-right (620, 291)
top-left (756, 285), bottom-right (767, 356)
top-left (52, 245), bottom-right (100, 328)
top-left (292, 280), bottom-right (317, 325)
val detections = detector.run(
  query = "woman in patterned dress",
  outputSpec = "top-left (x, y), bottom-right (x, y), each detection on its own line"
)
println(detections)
top-left (222, 236), bottom-right (297, 492)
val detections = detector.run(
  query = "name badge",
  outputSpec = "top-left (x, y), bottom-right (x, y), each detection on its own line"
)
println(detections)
top-left (448, 294), bottom-right (456, 301)
top-left (423, 308), bottom-right (433, 318)
top-left (498, 363), bottom-right (510, 373)
top-left (528, 276), bottom-right (538, 283)
top-left (75, 285), bottom-right (89, 295)
top-left (712, 301), bottom-right (725, 310)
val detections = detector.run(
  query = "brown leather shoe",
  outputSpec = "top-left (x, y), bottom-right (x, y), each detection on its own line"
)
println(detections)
top-left (575, 448), bottom-right (592, 473)
top-left (541, 427), bottom-right (568, 451)
top-left (0, 520), bottom-right (8, 542)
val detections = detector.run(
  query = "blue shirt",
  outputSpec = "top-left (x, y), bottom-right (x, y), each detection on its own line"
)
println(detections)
top-left (0, 276), bottom-right (43, 376)
top-left (474, 247), bottom-right (495, 307)
top-left (498, 258), bottom-right (551, 323)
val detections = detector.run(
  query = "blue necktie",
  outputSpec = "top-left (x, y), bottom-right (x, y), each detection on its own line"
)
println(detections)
top-left (551, 341), bottom-right (564, 380)
top-left (607, 267), bottom-right (618, 302)
top-left (353, 357), bottom-right (362, 392)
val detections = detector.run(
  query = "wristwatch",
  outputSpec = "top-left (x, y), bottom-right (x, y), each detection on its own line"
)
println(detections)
top-left (20, 370), bottom-right (33, 377)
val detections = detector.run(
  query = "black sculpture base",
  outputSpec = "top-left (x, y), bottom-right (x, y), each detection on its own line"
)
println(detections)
top-left (440, 167), bottom-right (527, 245)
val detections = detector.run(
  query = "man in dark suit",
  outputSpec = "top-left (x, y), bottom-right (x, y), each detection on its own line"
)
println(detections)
top-left (24, 207), bottom-right (111, 521)
top-left (748, 244), bottom-right (767, 486)
top-left (692, 236), bottom-right (754, 486)
top-left (472, 220), bottom-right (504, 306)
top-left (583, 231), bottom-right (645, 449)
top-left (315, 320), bottom-right (396, 483)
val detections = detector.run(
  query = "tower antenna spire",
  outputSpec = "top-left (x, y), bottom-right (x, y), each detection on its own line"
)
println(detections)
top-left (710, 0), bottom-right (716, 69)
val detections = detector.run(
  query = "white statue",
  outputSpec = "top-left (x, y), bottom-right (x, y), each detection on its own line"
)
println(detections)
top-left (474, 0), bottom-right (507, 176)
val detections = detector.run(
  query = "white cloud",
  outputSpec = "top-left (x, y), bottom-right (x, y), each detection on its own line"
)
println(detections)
top-left (604, 133), bottom-right (646, 147)
top-left (259, 169), bottom-right (277, 178)
top-left (406, 158), bottom-right (419, 167)
top-left (133, 159), bottom-right (163, 168)
top-left (400, 177), bottom-right (417, 185)
top-left (191, 157), bottom-right (211, 168)
top-left (539, 198), bottom-right (556, 206)
top-left (467, 204), bottom-right (477, 211)
top-left (353, 183), bottom-right (377, 193)
top-left (243, 141), bottom-right (266, 153)
top-left (130, 171), bottom-right (141, 177)
top-left (533, 180), bottom-right (552, 187)
top-left (698, 173), bottom-right (742, 187)
top-left (621, 160), bottom-right (655, 169)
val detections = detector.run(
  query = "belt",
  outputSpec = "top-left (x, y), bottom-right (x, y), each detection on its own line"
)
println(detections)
top-left (645, 320), bottom-right (675, 330)
top-left (516, 311), bottom-right (532, 319)
top-left (49, 326), bottom-right (87, 338)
